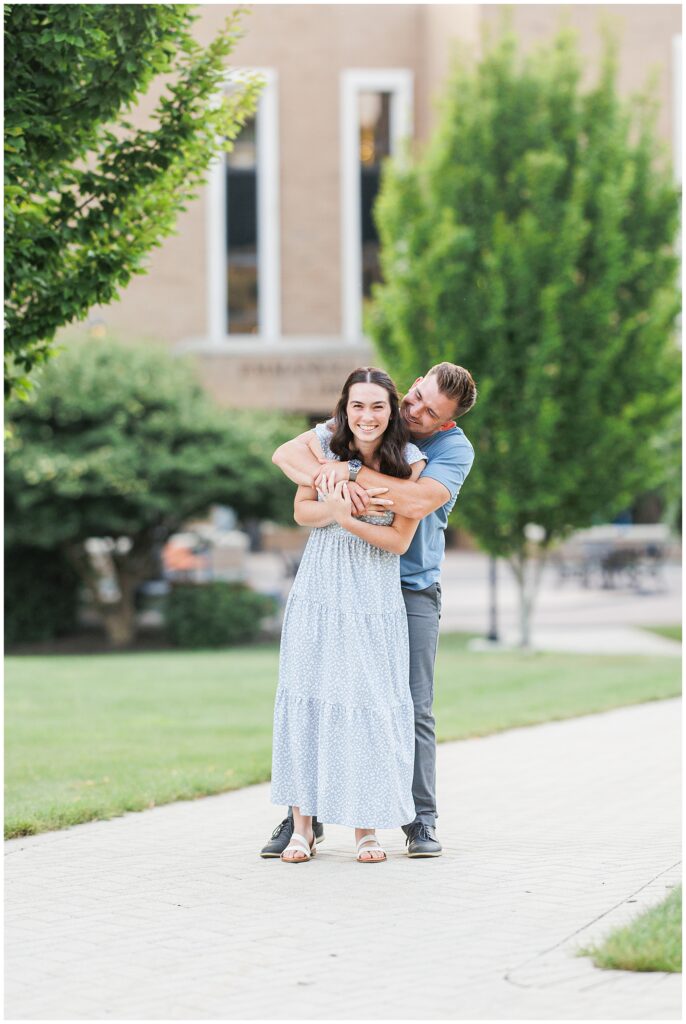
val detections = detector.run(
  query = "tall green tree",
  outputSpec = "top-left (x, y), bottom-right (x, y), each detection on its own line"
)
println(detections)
top-left (5, 339), bottom-right (306, 646)
top-left (369, 23), bottom-right (681, 645)
top-left (4, 3), bottom-right (260, 399)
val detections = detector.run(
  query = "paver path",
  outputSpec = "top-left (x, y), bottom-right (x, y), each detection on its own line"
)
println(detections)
top-left (5, 699), bottom-right (681, 1020)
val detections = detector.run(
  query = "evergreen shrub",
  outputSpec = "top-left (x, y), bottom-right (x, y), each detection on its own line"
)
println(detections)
top-left (5, 546), bottom-right (81, 643)
top-left (165, 582), bottom-right (277, 648)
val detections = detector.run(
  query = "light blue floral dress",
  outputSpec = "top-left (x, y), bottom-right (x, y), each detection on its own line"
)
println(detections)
top-left (270, 423), bottom-right (427, 828)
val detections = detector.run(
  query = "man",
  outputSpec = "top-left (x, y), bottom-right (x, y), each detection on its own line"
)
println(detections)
top-left (260, 362), bottom-right (476, 858)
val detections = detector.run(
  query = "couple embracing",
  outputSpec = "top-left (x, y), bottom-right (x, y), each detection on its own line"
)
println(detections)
top-left (261, 362), bottom-right (476, 863)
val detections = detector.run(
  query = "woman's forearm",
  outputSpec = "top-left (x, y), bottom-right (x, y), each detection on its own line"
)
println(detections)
top-left (294, 500), bottom-right (335, 527)
top-left (338, 515), bottom-right (406, 555)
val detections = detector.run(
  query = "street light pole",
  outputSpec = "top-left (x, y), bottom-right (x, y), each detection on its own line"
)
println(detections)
top-left (487, 555), bottom-right (499, 642)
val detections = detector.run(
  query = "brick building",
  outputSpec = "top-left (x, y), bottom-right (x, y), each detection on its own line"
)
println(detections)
top-left (65, 3), bottom-right (682, 417)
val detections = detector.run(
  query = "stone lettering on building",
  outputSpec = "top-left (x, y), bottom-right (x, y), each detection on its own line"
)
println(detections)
top-left (197, 350), bottom-right (375, 414)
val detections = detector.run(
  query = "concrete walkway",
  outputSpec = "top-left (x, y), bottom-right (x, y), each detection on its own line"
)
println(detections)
top-left (5, 699), bottom-right (681, 1020)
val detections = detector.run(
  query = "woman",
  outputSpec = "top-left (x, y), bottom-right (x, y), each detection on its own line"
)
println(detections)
top-left (270, 367), bottom-right (427, 862)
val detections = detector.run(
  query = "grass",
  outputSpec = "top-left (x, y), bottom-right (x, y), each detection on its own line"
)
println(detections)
top-left (641, 624), bottom-right (682, 643)
top-left (578, 886), bottom-right (682, 973)
top-left (4, 633), bottom-right (681, 838)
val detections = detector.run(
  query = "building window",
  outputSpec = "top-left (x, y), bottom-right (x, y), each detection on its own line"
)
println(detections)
top-left (206, 69), bottom-right (280, 343)
top-left (341, 70), bottom-right (413, 342)
top-left (360, 92), bottom-right (392, 300)
top-left (226, 116), bottom-right (258, 333)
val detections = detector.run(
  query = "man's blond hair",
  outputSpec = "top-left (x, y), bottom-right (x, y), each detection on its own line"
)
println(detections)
top-left (426, 362), bottom-right (477, 418)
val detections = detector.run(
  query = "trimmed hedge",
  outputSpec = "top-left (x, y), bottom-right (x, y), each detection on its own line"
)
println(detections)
top-left (165, 581), bottom-right (277, 648)
top-left (5, 546), bottom-right (81, 643)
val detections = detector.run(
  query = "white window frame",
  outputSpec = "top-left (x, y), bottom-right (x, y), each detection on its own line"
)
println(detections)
top-left (340, 69), bottom-right (413, 343)
top-left (673, 36), bottom-right (681, 187)
top-left (673, 36), bottom-right (682, 347)
top-left (206, 67), bottom-right (280, 344)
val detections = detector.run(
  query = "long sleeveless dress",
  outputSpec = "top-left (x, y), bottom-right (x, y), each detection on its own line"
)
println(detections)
top-left (270, 423), bottom-right (427, 828)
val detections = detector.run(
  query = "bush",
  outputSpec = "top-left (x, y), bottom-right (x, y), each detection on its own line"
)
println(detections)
top-left (165, 582), bottom-right (277, 648)
top-left (5, 546), bottom-right (81, 644)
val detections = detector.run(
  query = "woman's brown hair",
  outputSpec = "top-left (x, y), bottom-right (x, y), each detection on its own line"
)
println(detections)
top-left (329, 367), bottom-right (413, 479)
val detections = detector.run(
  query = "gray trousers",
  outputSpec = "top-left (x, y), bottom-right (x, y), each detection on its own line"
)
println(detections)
top-left (287, 580), bottom-right (442, 829)
top-left (401, 581), bottom-right (442, 829)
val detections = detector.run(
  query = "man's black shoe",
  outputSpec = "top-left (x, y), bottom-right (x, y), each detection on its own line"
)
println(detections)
top-left (405, 822), bottom-right (442, 858)
top-left (259, 816), bottom-right (325, 858)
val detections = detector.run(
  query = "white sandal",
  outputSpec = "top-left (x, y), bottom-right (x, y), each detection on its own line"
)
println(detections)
top-left (356, 833), bottom-right (387, 863)
top-left (280, 832), bottom-right (316, 863)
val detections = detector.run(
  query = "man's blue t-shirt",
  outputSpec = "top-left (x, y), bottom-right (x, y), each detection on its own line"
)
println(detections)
top-left (400, 426), bottom-right (475, 591)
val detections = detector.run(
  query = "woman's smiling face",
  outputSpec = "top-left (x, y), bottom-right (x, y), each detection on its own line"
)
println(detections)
top-left (346, 381), bottom-right (392, 446)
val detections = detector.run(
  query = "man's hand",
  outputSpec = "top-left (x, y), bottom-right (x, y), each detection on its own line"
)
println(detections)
top-left (313, 464), bottom-right (393, 515)
top-left (313, 461), bottom-right (349, 489)
top-left (348, 482), bottom-right (393, 517)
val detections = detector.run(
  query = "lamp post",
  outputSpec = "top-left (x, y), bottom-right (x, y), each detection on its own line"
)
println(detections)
top-left (487, 555), bottom-right (499, 643)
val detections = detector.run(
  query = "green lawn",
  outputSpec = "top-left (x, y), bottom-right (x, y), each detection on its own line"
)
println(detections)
top-left (4, 633), bottom-right (681, 838)
top-left (641, 624), bottom-right (682, 643)
top-left (578, 886), bottom-right (682, 973)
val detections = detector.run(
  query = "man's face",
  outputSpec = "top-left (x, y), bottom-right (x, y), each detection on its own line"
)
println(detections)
top-left (400, 375), bottom-right (456, 439)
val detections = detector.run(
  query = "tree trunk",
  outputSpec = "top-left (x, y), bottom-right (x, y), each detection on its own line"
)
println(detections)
top-left (65, 530), bottom-right (160, 648)
top-left (508, 547), bottom-right (548, 649)
top-left (99, 598), bottom-right (137, 647)
top-left (108, 533), bottom-right (159, 647)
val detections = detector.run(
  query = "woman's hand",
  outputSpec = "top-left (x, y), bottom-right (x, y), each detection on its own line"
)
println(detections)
top-left (317, 471), bottom-right (352, 525)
